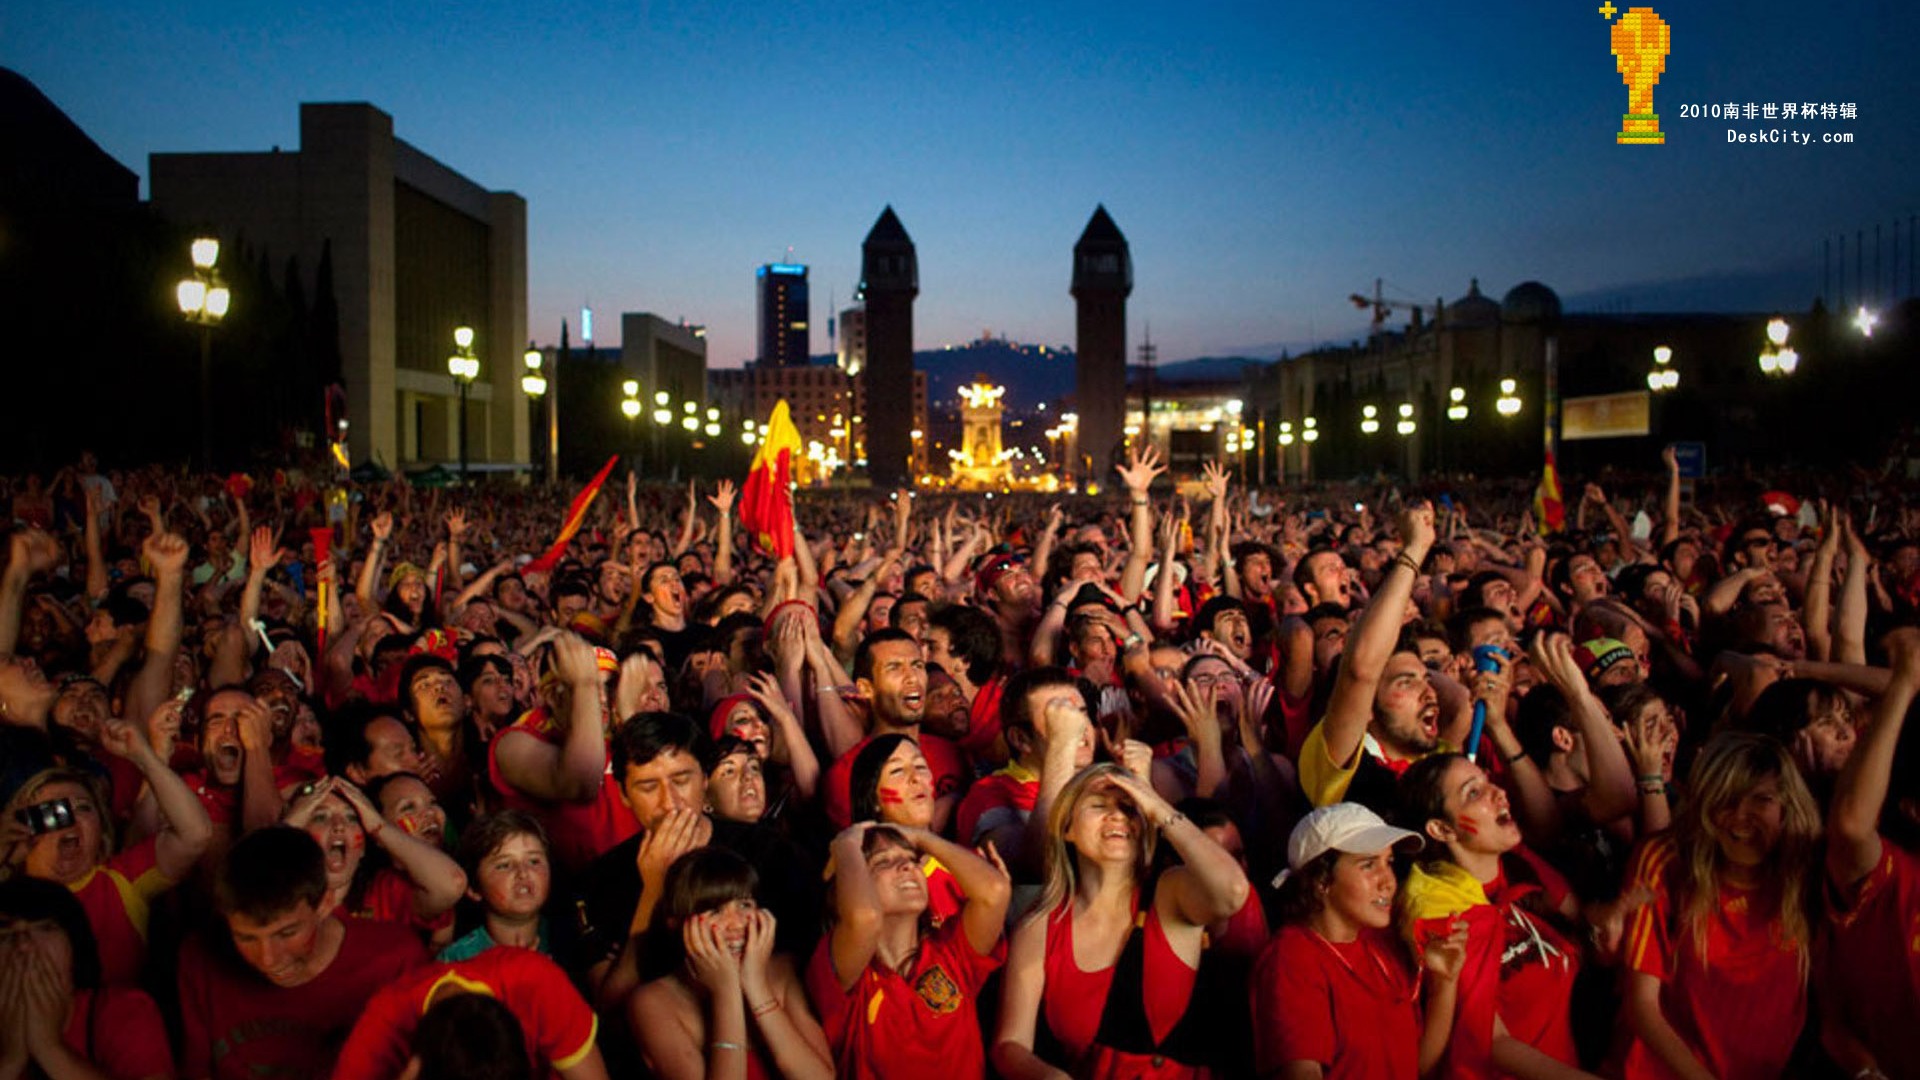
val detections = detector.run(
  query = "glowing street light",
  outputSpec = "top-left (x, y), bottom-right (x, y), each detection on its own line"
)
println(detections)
top-left (1302, 416), bottom-right (1319, 443)
top-left (1277, 421), bottom-right (1295, 447)
top-left (1854, 306), bottom-right (1879, 338)
top-left (1446, 386), bottom-right (1469, 421)
top-left (446, 326), bottom-right (480, 480)
top-left (1395, 403), bottom-right (1416, 436)
top-left (177, 236), bottom-right (231, 469)
top-left (1758, 317), bottom-right (1798, 377)
top-left (1647, 345), bottom-right (1678, 392)
top-left (1360, 405), bottom-right (1380, 435)
top-left (1496, 378), bottom-right (1522, 417)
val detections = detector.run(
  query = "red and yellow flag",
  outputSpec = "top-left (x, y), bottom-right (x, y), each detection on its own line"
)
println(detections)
top-left (1535, 449), bottom-right (1565, 535)
top-left (741, 401), bottom-right (804, 558)
top-left (525, 455), bottom-right (619, 575)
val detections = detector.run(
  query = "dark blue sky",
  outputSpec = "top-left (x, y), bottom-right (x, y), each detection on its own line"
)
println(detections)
top-left (9, 1), bottom-right (1915, 366)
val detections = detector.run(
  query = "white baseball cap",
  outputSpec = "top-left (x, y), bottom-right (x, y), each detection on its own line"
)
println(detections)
top-left (1272, 803), bottom-right (1423, 888)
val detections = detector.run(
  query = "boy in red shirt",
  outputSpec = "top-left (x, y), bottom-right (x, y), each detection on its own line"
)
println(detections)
top-left (177, 826), bottom-right (428, 1080)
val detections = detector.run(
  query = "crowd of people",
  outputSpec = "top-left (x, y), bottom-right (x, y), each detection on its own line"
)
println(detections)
top-left (2, 446), bottom-right (1919, 1080)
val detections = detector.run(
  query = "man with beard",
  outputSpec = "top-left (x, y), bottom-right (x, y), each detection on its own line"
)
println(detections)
top-left (177, 827), bottom-right (428, 1080)
top-left (977, 554), bottom-right (1042, 670)
top-left (1299, 506), bottom-right (1461, 815)
top-left (821, 629), bottom-right (966, 832)
top-left (1292, 546), bottom-right (1356, 612)
top-left (184, 686), bottom-right (288, 844)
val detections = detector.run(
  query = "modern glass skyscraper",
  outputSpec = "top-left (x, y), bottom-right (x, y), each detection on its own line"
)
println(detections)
top-left (756, 262), bottom-right (810, 367)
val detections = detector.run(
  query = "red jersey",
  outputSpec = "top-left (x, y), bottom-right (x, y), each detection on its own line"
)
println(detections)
top-left (69, 836), bottom-right (173, 985)
top-left (1252, 924), bottom-right (1421, 1080)
top-left (487, 706), bottom-right (637, 875)
top-left (1041, 897), bottom-right (1202, 1077)
top-left (805, 917), bottom-right (1004, 1080)
top-left (177, 917), bottom-right (430, 1080)
top-left (821, 731), bottom-right (967, 832)
top-left (64, 986), bottom-right (172, 1080)
top-left (352, 865), bottom-right (456, 938)
top-left (1823, 840), bottom-right (1920, 1079)
top-left (957, 674), bottom-right (1007, 761)
top-left (331, 947), bottom-right (598, 1080)
top-left (1617, 835), bottom-right (1806, 1079)
top-left (954, 760), bottom-right (1037, 845)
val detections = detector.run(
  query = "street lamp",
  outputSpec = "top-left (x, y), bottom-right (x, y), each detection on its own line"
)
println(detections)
top-left (1360, 405), bottom-right (1380, 434)
top-left (176, 237), bottom-right (231, 470)
top-left (1854, 306), bottom-right (1879, 338)
top-left (447, 326), bottom-right (480, 481)
top-left (522, 343), bottom-right (557, 484)
top-left (1496, 378), bottom-right (1522, 417)
top-left (1647, 345), bottom-right (1678, 392)
top-left (1396, 403), bottom-right (1416, 436)
top-left (621, 379), bottom-right (642, 420)
top-left (1758, 317), bottom-right (1798, 376)
top-left (1446, 386), bottom-right (1469, 421)
top-left (1301, 416), bottom-right (1318, 443)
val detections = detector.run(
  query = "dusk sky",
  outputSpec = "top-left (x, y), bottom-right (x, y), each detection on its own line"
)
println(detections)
top-left (9, 1), bottom-right (1914, 367)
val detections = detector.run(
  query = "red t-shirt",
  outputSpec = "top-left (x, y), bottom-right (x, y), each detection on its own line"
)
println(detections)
top-left (69, 836), bottom-right (173, 986)
top-left (487, 706), bottom-right (638, 875)
top-left (331, 947), bottom-right (598, 1080)
top-left (821, 731), bottom-right (967, 832)
top-left (805, 917), bottom-right (1004, 1080)
top-left (954, 761), bottom-right (1037, 845)
top-left (1617, 835), bottom-right (1806, 1080)
top-left (957, 675), bottom-right (1007, 761)
top-left (177, 917), bottom-right (430, 1080)
top-left (183, 770), bottom-right (239, 829)
top-left (1822, 840), bottom-right (1920, 1080)
top-left (64, 986), bottom-right (172, 1080)
top-left (352, 865), bottom-right (457, 939)
top-left (1482, 864), bottom-right (1581, 1068)
top-left (1252, 924), bottom-right (1421, 1080)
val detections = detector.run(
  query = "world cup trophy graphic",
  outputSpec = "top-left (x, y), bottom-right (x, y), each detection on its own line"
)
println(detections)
top-left (1608, 6), bottom-right (1670, 145)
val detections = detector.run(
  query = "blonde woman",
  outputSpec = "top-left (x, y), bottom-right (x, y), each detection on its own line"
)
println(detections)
top-left (993, 762), bottom-right (1249, 1079)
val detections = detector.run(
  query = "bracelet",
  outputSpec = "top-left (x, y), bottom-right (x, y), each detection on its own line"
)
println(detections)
top-left (1131, 497), bottom-right (1149, 507)
top-left (1158, 811), bottom-right (1188, 831)
top-left (711, 1041), bottom-right (744, 1052)
top-left (1394, 551), bottom-right (1421, 574)
top-left (1123, 633), bottom-right (1145, 652)
top-left (1495, 743), bottom-right (1523, 766)
top-left (1637, 774), bottom-right (1665, 784)
top-left (1638, 781), bottom-right (1666, 795)
top-left (751, 998), bottom-right (782, 1017)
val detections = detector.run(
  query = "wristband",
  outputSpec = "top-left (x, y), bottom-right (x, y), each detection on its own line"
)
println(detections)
top-left (751, 998), bottom-right (782, 1017)
top-left (1394, 551), bottom-right (1422, 574)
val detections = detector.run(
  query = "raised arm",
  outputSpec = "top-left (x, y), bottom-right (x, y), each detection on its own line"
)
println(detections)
top-left (709, 480), bottom-right (737, 586)
top-left (1828, 628), bottom-right (1919, 888)
top-left (355, 512), bottom-right (392, 613)
top-left (494, 634), bottom-right (609, 802)
top-left (824, 823), bottom-right (883, 990)
top-left (1110, 769), bottom-right (1249, 927)
top-left (0, 529), bottom-right (59, 657)
top-left (1835, 514), bottom-right (1870, 666)
top-left (1531, 632), bottom-right (1639, 828)
top-left (101, 716), bottom-right (213, 880)
top-left (126, 531), bottom-right (190, 731)
top-left (1320, 506), bottom-right (1435, 771)
top-left (1116, 447), bottom-right (1165, 604)
top-left (82, 482), bottom-right (109, 603)
top-left (1802, 507), bottom-right (1840, 662)
top-left (900, 825), bottom-right (1011, 955)
top-left (1660, 447), bottom-right (1681, 547)
top-left (338, 778), bottom-right (467, 919)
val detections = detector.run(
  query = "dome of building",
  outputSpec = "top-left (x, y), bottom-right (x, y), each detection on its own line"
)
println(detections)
top-left (1501, 281), bottom-right (1562, 324)
top-left (1444, 278), bottom-right (1501, 329)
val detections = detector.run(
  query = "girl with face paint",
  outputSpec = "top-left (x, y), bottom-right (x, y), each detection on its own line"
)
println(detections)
top-left (281, 777), bottom-right (467, 950)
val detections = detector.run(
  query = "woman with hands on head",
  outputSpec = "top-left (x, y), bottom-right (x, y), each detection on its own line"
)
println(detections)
top-left (280, 775), bottom-right (466, 947)
top-left (807, 817), bottom-right (1011, 1079)
top-left (992, 762), bottom-right (1251, 1080)
top-left (629, 847), bottom-right (832, 1080)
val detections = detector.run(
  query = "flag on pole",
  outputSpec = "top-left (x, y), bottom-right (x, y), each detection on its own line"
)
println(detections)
top-left (524, 455), bottom-right (620, 575)
top-left (741, 400), bottom-right (804, 558)
top-left (1535, 449), bottom-right (1566, 535)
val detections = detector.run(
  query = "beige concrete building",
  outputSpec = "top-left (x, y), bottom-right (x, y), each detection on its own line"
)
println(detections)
top-left (150, 102), bottom-right (528, 471)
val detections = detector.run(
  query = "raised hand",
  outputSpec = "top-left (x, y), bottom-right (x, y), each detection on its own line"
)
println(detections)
top-left (371, 512), bottom-right (393, 541)
top-left (1528, 632), bottom-right (1587, 696)
top-left (1395, 502), bottom-right (1437, 553)
top-left (1115, 444), bottom-right (1167, 495)
top-left (708, 478), bottom-right (738, 515)
top-left (550, 633), bottom-right (602, 688)
top-left (683, 912), bottom-right (742, 994)
top-left (445, 510), bottom-right (469, 540)
top-left (98, 718), bottom-right (157, 766)
top-left (1421, 919), bottom-right (1470, 983)
top-left (248, 525), bottom-right (285, 573)
top-left (1200, 461), bottom-right (1229, 502)
top-left (143, 531), bottom-right (191, 576)
top-left (8, 529), bottom-right (59, 575)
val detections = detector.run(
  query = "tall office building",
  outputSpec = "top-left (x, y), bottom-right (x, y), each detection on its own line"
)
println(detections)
top-left (1072, 205), bottom-right (1131, 481)
top-left (860, 207), bottom-right (917, 487)
top-left (756, 262), bottom-right (810, 367)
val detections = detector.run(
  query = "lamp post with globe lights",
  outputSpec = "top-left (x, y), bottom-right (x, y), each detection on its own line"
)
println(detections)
top-left (522, 343), bottom-right (557, 484)
top-left (1758, 317), bottom-right (1798, 377)
top-left (177, 237), bottom-right (232, 470)
top-left (447, 327), bottom-right (480, 481)
top-left (1646, 345), bottom-right (1678, 392)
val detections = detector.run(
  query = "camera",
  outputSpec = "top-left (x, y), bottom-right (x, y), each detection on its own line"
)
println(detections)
top-left (15, 798), bottom-right (76, 835)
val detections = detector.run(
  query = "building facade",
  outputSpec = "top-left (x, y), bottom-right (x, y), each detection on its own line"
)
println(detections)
top-left (150, 102), bottom-right (528, 471)
top-left (756, 263), bottom-right (810, 368)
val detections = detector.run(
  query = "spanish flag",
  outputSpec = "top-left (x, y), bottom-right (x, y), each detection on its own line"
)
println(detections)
top-left (741, 400), bottom-right (804, 558)
top-left (524, 455), bottom-right (619, 575)
top-left (1535, 449), bottom-right (1565, 535)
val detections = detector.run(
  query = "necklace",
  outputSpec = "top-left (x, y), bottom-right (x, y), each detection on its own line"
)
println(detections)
top-left (1306, 926), bottom-right (1419, 1003)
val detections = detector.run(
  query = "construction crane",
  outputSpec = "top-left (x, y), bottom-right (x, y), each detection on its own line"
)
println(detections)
top-left (1348, 278), bottom-right (1432, 337)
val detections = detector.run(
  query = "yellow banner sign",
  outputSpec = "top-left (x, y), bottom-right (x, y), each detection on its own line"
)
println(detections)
top-left (1562, 391), bottom-right (1651, 440)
